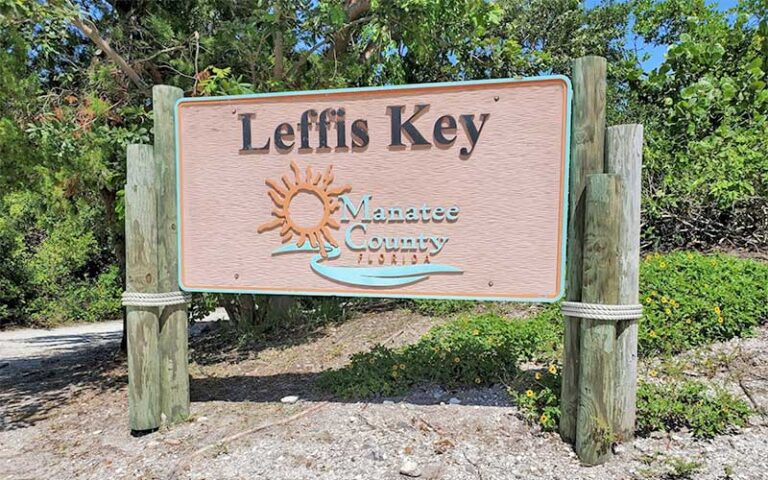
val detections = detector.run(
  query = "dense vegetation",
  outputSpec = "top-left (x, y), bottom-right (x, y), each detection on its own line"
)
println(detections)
top-left (0, 0), bottom-right (766, 328)
top-left (319, 251), bottom-right (764, 438)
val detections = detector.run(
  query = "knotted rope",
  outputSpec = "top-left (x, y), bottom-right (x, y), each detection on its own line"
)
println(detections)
top-left (561, 301), bottom-right (643, 321)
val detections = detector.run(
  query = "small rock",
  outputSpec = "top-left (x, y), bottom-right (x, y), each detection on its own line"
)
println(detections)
top-left (91, 430), bottom-right (102, 435)
top-left (400, 459), bottom-right (421, 477)
top-left (281, 395), bottom-right (299, 404)
top-left (612, 443), bottom-right (627, 455)
top-left (367, 447), bottom-right (386, 461)
top-left (197, 416), bottom-right (208, 423)
top-left (431, 387), bottom-right (444, 399)
top-left (448, 398), bottom-right (461, 405)
top-left (383, 400), bottom-right (395, 405)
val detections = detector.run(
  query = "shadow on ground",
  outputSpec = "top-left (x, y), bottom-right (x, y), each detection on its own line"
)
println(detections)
top-left (0, 340), bottom-right (125, 432)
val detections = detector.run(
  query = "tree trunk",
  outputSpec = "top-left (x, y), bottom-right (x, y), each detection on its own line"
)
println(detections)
top-left (100, 187), bottom-right (128, 353)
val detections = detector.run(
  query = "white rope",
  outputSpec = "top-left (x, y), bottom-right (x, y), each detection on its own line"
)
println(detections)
top-left (122, 291), bottom-right (191, 307)
top-left (561, 301), bottom-right (643, 321)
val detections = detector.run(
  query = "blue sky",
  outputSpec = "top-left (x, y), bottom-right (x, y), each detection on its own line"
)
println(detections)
top-left (585, 0), bottom-right (739, 71)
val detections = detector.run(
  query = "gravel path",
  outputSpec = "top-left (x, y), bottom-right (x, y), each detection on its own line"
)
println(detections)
top-left (1, 310), bottom-right (766, 480)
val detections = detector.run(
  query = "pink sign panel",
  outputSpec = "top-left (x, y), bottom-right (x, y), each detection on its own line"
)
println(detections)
top-left (176, 77), bottom-right (571, 301)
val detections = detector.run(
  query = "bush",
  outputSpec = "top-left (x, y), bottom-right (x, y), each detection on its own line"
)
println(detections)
top-left (409, 299), bottom-right (476, 316)
top-left (27, 265), bottom-right (122, 325)
top-left (636, 380), bottom-right (751, 439)
top-left (511, 365), bottom-right (561, 431)
top-left (639, 252), bottom-right (768, 356)
top-left (317, 309), bottom-right (561, 398)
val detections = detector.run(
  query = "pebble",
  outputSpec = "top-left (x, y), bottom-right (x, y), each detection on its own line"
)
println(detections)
top-left (400, 459), bottom-right (421, 477)
top-left (280, 395), bottom-right (299, 404)
top-left (383, 400), bottom-right (395, 405)
top-left (448, 398), bottom-right (461, 405)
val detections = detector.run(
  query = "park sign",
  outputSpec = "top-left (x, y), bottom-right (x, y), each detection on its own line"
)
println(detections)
top-left (175, 76), bottom-right (572, 301)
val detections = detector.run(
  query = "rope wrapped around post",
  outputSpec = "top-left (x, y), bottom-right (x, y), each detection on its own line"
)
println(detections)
top-left (122, 291), bottom-right (191, 307)
top-left (561, 301), bottom-right (642, 321)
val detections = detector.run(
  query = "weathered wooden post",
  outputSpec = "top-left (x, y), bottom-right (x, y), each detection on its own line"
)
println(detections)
top-left (576, 173), bottom-right (622, 465)
top-left (125, 144), bottom-right (161, 431)
top-left (560, 55), bottom-right (607, 444)
top-left (606, 125), bottom-right (643, 441)
top-left (153, 85), bottom-right (190, 423)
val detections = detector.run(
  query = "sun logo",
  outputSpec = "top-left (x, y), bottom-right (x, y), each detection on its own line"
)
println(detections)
top-left (258, 160), bottom-right (351, 258)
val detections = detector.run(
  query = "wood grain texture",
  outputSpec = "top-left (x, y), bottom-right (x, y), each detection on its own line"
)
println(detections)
top-left (176, 79), bottom-right (569, 300)
top-left (125, 144), bottom-right (161, 431)
top-left (575, 173), bottom-right (622, 466)
top-left (153, 85), bottom-right (190, 424)
top-left (605, 124), bottom-right (643, 441)
top-left (560, 56), bottom-right (607, 444)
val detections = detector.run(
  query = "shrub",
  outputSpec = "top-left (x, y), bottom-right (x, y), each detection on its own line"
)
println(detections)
top-left (317, 310), bottom-right (561, 398)
top-left (636, 380), bottom-right (751, 439)
top-left (639, 252), bottom-right (768, 356)
top-left (409, 299), bottom-right (476, 316)
top-left (511, 365), bottom-right (561, 431)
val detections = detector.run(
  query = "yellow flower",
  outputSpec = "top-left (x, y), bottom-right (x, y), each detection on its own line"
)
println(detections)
top-left (659, 261), bottom-right (667, 269)
top-left (453, 357), bottom-right (461, 364)
top-left (649, 369), bottom-right (658, 377)
top-left (526, 389), bottom-right (535, 398)
top-left (651, 291), bottom-right (658, 297)
top-left (710, 260), bottom-right (717, 266)
top-left (686, 253), bottom-right (693, 260)
top-left (670, 299), bottom-right (678, 307)
top-left (649, 330), bottom-right (657, 338)
top-left (472, 329), bottom-right (480, 336)
top-left (540, 414), bottom-right (549, 424)
top-left (548, 365), bottom-right (557, 375)
top-left (645, 297), bottom-right (653, 304)
top-left (661, 296), bottom-right (668, 304)
top-left (686, 318), bottom-right (692, 324)
top-left (718, 316), bottom-right (724, 324)
top-left (474, 377), bottom-right (482, 384)
top-left (399, 363), bottom-right (406, 370)
top-left (392, 371), bottom-right (399, 378)
top-left (714, 306), bottom-right (721, 315)
top-left (534, 372), bottom-right (542, 380)
top-left (665, 308), bottom-right (672, 315)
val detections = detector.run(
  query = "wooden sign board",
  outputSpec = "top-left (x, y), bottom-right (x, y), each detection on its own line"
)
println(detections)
top-left (176, 77), bottom-right (571, 301)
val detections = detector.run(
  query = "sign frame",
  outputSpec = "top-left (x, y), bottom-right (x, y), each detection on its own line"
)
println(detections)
top-left (175, 75), bottom-right (572, 302)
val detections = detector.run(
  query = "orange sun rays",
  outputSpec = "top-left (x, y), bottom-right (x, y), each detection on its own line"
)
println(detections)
top-left (257, 161), bottom-right (351, 257)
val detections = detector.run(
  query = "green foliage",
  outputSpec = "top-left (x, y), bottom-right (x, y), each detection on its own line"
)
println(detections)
top-left (636, 380), bottom-right (751, 439)
top-left (510, 365), bottom-right (561, 431)
top-left (632, 0), bottom-right (768, 248)
top-left (639, 252), bottom-right (768, 356)
top-left (511, 376), bottom-right (751, 441)
top-left (409, 299), bottom-right (476, 316)
top-left (317, 310), bottom-right (561, 398)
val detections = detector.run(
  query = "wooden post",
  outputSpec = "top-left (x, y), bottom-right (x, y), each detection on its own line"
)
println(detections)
top-left (575, 173), bottom-right (622, 465)
top-left (125, 144), bottom-right (161, 431)
top-left (606, 125), bottom-right (643, 441)
top-left (560, 55), bottom-right (607, 444)
top-left (153, 85), bottom-right (190, 424)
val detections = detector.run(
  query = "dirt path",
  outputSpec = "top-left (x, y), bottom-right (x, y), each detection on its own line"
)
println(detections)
top-left (1, 309), bottom-right (767, 480)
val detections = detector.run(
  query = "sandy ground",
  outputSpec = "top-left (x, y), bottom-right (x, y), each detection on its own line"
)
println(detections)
top-left (1, 307), bottom-right (767, 480)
